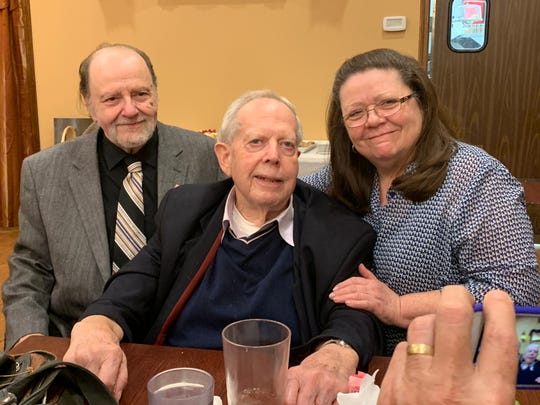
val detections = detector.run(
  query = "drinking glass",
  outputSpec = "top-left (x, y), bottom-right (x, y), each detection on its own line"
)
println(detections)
top-left (147, 367), bottom-right (214, 405)
top-left (222, 318), bottom-right (291, 405)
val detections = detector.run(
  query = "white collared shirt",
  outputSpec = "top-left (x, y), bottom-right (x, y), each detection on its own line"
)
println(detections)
top-left (222, 186), bottom-right (294, 247)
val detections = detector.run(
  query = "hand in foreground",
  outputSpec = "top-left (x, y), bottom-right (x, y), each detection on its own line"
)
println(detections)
top-left (285, 342), bottom-right (358, 405)
top-left (329, 264), bottom-right (403, 327)
top-left (63, 315), bottom-right (128, 401)
top-left (378, 286), bottom-right (517, 405)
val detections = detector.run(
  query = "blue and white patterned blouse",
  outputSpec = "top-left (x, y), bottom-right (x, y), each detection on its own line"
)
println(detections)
top-left (303, 142), bottom-right (540, 354)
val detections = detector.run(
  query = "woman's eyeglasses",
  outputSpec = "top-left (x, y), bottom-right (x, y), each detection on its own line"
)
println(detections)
top-left (343, 93), bottom-right (416, 128)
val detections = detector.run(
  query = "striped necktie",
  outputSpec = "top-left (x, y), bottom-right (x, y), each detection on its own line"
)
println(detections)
top-left (112, 158), bottom-right (146, 272)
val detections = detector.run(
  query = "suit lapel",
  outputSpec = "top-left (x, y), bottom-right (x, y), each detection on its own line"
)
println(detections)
top-left (68, 135), bottom-right (111, 281)
top-left (147, 196), bottom-right (227, 343)
top-left (157, 125), bottom-right (185, 203)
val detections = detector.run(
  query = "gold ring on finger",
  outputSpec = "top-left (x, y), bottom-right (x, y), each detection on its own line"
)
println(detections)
top-left (407, 343), bottom-right (434, 356)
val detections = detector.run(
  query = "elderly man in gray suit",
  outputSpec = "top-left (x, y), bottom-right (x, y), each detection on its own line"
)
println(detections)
top-left (2, 43), bottom-right (224, 349)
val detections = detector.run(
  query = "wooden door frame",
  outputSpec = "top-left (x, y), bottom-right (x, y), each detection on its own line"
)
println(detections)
top-left (418, 0), bottom-right (431, 67)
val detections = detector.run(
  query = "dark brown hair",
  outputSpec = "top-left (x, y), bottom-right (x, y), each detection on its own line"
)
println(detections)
top-left (327, 48), bottom-right (457, 215)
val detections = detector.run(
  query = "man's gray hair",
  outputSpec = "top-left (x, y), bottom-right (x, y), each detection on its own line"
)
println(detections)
top-left (217, 90), bottom-right (303, 145)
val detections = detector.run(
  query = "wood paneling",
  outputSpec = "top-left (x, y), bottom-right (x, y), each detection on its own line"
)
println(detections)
top-left (431, 0), bottom-right (540, 179)
top-left (523, 180), bottom-right (540, 241)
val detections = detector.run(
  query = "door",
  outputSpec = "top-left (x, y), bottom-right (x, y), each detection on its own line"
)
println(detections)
top-left (430, 0), bottom-right (540, 180)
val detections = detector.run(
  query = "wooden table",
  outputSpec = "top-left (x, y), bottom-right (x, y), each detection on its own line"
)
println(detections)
top-left (11, 336), bottom-right (540, 405)
top-left (12, 336), bottom-right (226, 404)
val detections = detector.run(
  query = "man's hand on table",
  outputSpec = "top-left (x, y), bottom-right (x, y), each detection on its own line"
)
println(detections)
top-left (285, 341), bottom-right (358, 405)
top-left (63, 315), bottom-right (127, 401)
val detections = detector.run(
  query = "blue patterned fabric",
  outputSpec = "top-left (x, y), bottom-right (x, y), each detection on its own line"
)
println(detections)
top-left (303, 142), bottom-right (540, 354)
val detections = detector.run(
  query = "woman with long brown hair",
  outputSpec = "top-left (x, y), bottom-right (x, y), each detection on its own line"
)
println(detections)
top-left (304, 48), bottom-right (539, 354)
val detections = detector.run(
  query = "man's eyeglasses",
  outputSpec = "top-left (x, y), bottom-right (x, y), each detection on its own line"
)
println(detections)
top-left (342, 93), bottom-right (416, 128)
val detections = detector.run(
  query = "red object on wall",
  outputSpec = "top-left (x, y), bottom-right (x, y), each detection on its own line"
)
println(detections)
top-left (464, 0), bottom-right (486, 24)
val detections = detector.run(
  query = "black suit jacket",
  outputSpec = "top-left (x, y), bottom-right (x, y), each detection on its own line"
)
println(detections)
top-left (83, 179), bottom-right (384, 370)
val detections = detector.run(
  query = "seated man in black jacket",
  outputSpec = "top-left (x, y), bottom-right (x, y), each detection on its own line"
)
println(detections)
top-left (64, 90), bottom-right (383, 404)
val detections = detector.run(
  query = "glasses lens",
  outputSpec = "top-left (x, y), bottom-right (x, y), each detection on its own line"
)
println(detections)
top-left (344, 95), bottom-right (411, 128)
top-left (344, 113), bottom-right (366, 128)
top-left (348, 117), bottom-right (366, 128)
top-left (377, 100), bottom-right (401, 116)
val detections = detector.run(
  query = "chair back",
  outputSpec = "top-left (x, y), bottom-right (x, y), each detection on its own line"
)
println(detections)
top-left (60, 126), bottom-right (77, 142)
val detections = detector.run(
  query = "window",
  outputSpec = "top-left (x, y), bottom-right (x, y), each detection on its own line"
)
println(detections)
top-left (448, 0), bottom-right (489, 52)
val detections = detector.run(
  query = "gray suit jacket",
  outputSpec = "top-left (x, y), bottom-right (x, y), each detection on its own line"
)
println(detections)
top-left (2, 122), bottom-right (225, 348)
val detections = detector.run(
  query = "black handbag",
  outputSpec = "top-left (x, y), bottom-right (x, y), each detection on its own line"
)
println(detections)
top-left (0, 350), bottom-right (117, 404)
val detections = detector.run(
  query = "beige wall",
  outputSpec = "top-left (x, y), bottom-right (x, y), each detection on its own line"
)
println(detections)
top-left (30, 0), bottom-right (421, 149)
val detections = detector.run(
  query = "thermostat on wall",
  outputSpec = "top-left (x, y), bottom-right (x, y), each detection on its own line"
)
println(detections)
top-left (383, 16), bottom-right (407, 32)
